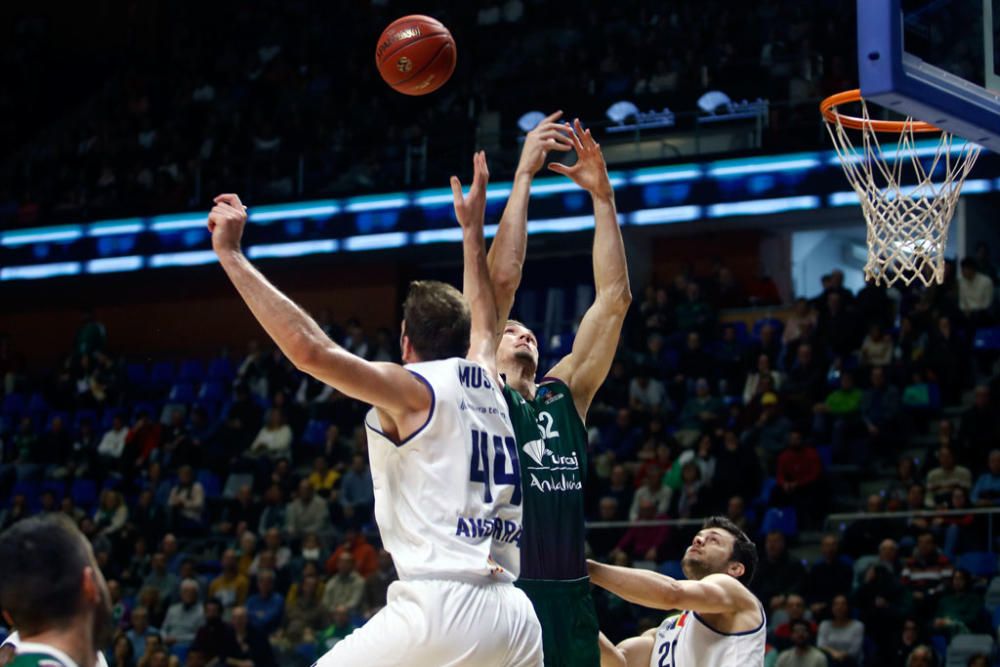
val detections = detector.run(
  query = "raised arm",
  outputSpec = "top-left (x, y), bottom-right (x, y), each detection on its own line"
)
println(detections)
top-left (487, 111), bottom-right (574, 323)
top-left (208, 194), bottom-right (430, 423)
top-left (588, 560), bottom-right (751, 616)
top-left (452, 151), bottom-right (499, 377)
top-left (545, 120), bottom-right (632, 419)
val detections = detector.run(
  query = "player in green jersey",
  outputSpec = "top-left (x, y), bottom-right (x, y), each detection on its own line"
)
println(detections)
top-left (487, 114), bottom-right (632, 667)
top-left (0, 515), bottom-right (114, 667)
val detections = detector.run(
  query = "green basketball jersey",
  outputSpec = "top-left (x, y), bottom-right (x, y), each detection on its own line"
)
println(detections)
top-left (503, 378), bottom-right (588, 580)
top-left (10, 653), bottom-right (72, 667)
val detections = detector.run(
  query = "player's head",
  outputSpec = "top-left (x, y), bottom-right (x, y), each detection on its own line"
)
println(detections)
top-left (681, 516), bottom-right (758, 586)
top-left (0, 514), bottom-right (114, 648)
top-left (400, 280), bottom-right (470, 363)
top-left (497, 319), bottom-right (539, 377)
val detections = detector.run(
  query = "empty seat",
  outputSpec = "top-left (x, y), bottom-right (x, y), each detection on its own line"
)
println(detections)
top-left (946, 634), bottom-right (995, 667)
top-left (760, 507), bottom-right (798, 538)
top-left (957, 551), bottom-right (999, 578)
top-left (177, 360), bottom-right (205, 383)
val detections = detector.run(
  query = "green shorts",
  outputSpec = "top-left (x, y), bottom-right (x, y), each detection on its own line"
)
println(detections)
top-left (515, 576), bottom-right (600, 667)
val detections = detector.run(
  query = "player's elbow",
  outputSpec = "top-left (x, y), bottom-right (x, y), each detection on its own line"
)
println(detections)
top-left (287, 332), bottom-right (328, 374)
top-left (659, 578), bottom-right (684, 607)
top-left (599, 285), bottom-right (633, 315)
top-left (491, 263), bottom-right (523, 300)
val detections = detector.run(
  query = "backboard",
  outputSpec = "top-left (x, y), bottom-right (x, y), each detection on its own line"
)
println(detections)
top-left (858, 0), bottom-right (1000, 148)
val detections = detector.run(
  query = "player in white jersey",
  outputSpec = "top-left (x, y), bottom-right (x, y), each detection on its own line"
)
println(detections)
top-left (207, 151), bottom-right (542, 666)
top-left (587, 516), bottom-right (765, 667)
top-left (0, 634), bottom-right (109, 667)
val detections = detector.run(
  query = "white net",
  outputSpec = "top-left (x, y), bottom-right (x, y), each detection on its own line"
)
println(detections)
top-left (823, 99), bottom-right (981, 286)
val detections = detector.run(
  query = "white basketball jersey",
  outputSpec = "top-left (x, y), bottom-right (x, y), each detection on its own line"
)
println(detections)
top-left (365, 357), bottom-right (523, 583)
top-left (650, 605), bottom-right (766, 667)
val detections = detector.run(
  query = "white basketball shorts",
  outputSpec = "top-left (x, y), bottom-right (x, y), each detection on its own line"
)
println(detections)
top-left (314, 578), bottom-right (543, 667)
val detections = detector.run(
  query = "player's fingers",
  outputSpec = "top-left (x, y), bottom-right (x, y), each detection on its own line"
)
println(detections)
top-left (566, 122), bottom-right (585, 152)
top-left (539, 128), bottom-right (575, 145)
top-left (547, 162), bottom-right (572, 176)
top-left (541, 110), bottom-right (563, 125)
top-left (215, 193), bottom-right (243, 208)
top-left (574, 119), bottom-right (593, 149)
top-left (544, 139), bottom-right (573, 152)
top-left (450, 176), bottom-right (464, 204)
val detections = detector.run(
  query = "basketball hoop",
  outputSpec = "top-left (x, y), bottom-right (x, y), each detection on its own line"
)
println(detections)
top-left (820, 89), bottom-right (981, 287)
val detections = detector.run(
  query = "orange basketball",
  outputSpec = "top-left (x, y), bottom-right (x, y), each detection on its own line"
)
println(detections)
top-left (375, 15), bottom-right (456, 96)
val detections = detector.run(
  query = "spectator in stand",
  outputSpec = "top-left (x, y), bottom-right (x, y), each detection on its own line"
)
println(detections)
top-left (674, 332), bottom-right (714, 398)
top-left (783, 299), bottom-right (818, 346)
top-left (628, 366), bottom-right (670, 417)
top-left (816, 594), bottom-right (864, 666)
top-left (97, 415), bottom-right (128, 472)
top-left (958, 386), bottom-right (1000, 467)
top-left (589, 497), bottom-right (624, 559)
top-left (630, 462), bottom-right (671, 515)
top-left (322, 553), bottom-right (365, 615)
top-left (714, 430), bottom-right (762, 506)
top-left (775, 619), bottom-right (827, 667)
top-left (804, 535), bottom-right (853, 619)
top-left (772, 594), bottom-right (816, 650)
top-left (285, 479), bottom-right (332, 542)
top-left (860, 365), bottom-right (901, 458)
top-left (772, 429), bottom-right (823, 526)
top-left (613, 498), bottom-right (669, 563)
top-left (94, 489), bottom-right (128, 540)
top-left (142, 553), bottom-right (178, 606)
top-left (925, 447), bottom-right (972, 507)
top-left (714, 325), bottom-right (747, 395)
top-left (126, 411), bottom-right (162, 471)
top-left (885, 458), bottom-right (919, 510)
top-left (162, 579), bottom-right (204, 648)
top-left (220, 385), bottom-right (262, 460)
top-left (958, 257), bottom-right (995, 327)
top-left (338, 453), bottom-right (374, 528)
top-left (217, 485), bottom-right (259, 538)
top-left (227, 606), bottom-right (276, 667)
top-left (860, 324), bottom-right (893, 368)
top-left (208, 549), bottom-right (249, 613)
top-left (326, 529), bottom-right (377, 578)
top-left (882, 618), bottom-right (925, 666)
top-left (109, 633), bottom-right (134, 667)
top-left (675, 378), bottom-right (724, 448)
top-left (167, 465), bottom-right (206, 536)
top-left (37, 414), bottom-right (72, 478)
top-left (258, 484), bottom-right (286, 535)
top-left (901, 532), bottom-right (953, 618)
top-left (261, 527), bottom-right (292, 572)
top-left (742, 392), bottom-right (792, 470)
top-left (743, 354), bottom-right (784, 406)
top-left (753, 531), bottom-right (807, 613)
top-left (932, 569), bottom-right (985, 638)
top-left (281, 573), bottom-right (325, 645)
top-left (362, 549), bottom-right (397, 619)
top-left (747, 322), bottom-right (783, 371)
top-left (675, 282), bottom-right (715, 336)
top-left (190, 598), bottom-right (237, 665)
top-left (307, 456), bottom-right (339, 498)
top-left (246, 569), bottom-right (284, 635)
top-left (925, 316), bottom-right (968, 406)
top-left (817, 292), bottom-right (859, 358)
top-left (814, 371), bottom-right (863, 464)
top-left (782, 343), bottom-right (827, 420)
top-left (246, 408), bottom-right (292, 462)
top-left (598, 408), bottom-right (642, 462)
top-left (904, 646), bottom-right (936, 667)
top-left (315, 606), bottom-right (358, 654)
top-left (971, 449), bottom-right (1000, 506)
top-left (126, 607), bottom-right (158, 661)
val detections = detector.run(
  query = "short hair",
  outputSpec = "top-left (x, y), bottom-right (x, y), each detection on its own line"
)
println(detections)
top-left (702, 516), bottom-right (758, 586)
top-left (0, 515), bottom-right (93, 633)
top-left (402, 280), bottom-right (471, 361)
top-left (789, 618), bottom-right (812, 634)
top-left (961, 257), bottom-right (978, 271)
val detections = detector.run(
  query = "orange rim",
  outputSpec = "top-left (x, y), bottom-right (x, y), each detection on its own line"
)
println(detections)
top-left (820, 89), bottom-right (940, 133)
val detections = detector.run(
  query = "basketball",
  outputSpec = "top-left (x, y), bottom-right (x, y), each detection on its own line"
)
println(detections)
top-left (375, 15), bottom-right (456, 96)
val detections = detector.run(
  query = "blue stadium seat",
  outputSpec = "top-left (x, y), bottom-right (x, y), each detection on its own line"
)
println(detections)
top-left (754, 478), bottom-right (777, 510)
top-left (177, 359), bottom-right (205, 383)
top-left (760, 507), bottom-right (798, 538)
top-left (199, 381), bottom-right (227, 403)
top-left (40, 480), bottom-right (66, 501)
top-left (301, 419), bottom-right (331, 448)
top-left (126, 363), bottom-right (149, 387)
top-left (973, 326), bottom-right (1000, 351)
top-left (26, 393), bottom-right (48, 417)
top-left (957, 551), bottom-right (999, 578)
top-left (132, 401), bottom-right (159, 420)
top-left (0, 393), bottom-right (26, 417)
top-left (658, 560), bottom-right (686, 580)
top-left (168, 383), bottom-right (196, 404)
top-left (752, 318), bottom-right (784, 340)
top-left (197, 470), bottom-right (222, 499)
top-left (207, 357), bottom-right (235, 382)
top-left (946, 634), bottom-right (995, 666)
top-left (101, 408), bottom-right (124, 431)
top-left (73, 409), bottom-right (98, 431)
top-left (71, 479), bottom-right (98, 509)
top-left (150, 361), bottom-right (175, 387)
top-left (816, 445), bottom-right (833, 470)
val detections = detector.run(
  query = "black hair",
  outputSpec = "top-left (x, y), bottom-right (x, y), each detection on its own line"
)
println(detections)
top-left (961, 257), bottom-right (978, 271)
top-left (702, 516), bottom-right (758, 586)
top-left (0, 514), bottom-right (92, 634)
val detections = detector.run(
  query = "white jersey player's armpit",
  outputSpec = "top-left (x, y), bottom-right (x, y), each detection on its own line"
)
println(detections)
top-left (1, 633), bottom-right (110, 667)
top-left (366, 357), bottom-right (524, 582)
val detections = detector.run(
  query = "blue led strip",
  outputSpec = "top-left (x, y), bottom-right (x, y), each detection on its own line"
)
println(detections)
top-left (1, 225), bottom-right (83, 247)
top-left (0, 262), bottom-right (82, 280)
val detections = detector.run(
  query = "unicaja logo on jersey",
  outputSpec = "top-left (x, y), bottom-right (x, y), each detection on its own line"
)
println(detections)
top-left (522, 439), bottom-right (548, 466)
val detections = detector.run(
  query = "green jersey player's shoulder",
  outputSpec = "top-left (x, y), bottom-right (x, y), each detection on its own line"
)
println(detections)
top-left (10, 654), bottom-right (72, 667)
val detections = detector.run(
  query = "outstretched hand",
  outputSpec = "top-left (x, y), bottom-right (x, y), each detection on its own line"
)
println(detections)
top-left (548, 119), bottom-right (613, 199)
top-left (451, 150), bottom-right (490, 230)
top-left (208, 193), bottom-right (248, 254)
top-left (517, 110), bottom-right (575, 176)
